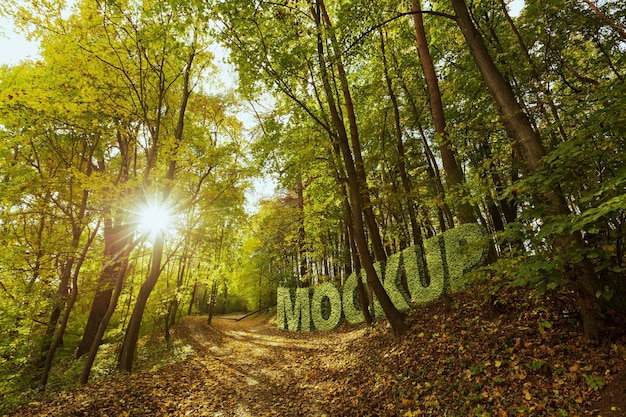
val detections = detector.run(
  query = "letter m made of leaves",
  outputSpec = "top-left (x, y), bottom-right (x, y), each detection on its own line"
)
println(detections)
top-left (276, 287), bottom-right (313, 331)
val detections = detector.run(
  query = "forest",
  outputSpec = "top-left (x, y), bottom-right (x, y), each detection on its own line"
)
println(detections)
top-left (0, 0), bottom-right (625, 415)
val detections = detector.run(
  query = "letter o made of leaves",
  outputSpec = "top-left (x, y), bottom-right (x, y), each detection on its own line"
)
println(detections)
top-left (311, 282), bottom-right (343, 331)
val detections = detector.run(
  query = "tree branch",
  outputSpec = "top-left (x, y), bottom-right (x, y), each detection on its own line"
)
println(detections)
top-left (343, 9), bottom-right (457, 57)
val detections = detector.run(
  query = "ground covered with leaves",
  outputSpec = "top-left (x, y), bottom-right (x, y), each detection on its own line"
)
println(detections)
top-left (5, 287), bottom-right (626, 416)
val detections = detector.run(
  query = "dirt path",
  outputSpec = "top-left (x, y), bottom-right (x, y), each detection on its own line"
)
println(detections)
top-left (7, 297), bottom-right (626, 417)
top-left (9, 316), bottom-right (365, 417)
top-left (168, 316), bottom-right (364, 416)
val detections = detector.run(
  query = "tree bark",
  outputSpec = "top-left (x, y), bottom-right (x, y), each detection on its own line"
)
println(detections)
top-left (411, 0), bottom-right (476, 225)
top-left (40, 221), bottom-right (100, 387)
top-left (117, 49), bottom-right (195, 372)
top-left (314, 0), bottom-right (407, 336)
top-left (318, 0), bottom-right (387, 263)
top-left (343, 195), bottom-right (373, 326)
top-left (117, 232), bottom-right (165, 373)
top-left (380, 29), bottom-right (431, 284)
top-left (296, 174), bottom-right (309, 285)
top-left (207, 280), bottom-right (218, 324)
top-left (394, 67), bottom-right (453, 232)
top-left (80, 246), bottom-right (132, 384)
top-left (451, 0), bottom-right (600, 339)
top-left (76, 218), bottom-right (130, 358)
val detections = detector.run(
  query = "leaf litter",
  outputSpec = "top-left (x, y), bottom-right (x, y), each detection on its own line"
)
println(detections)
top-left (5, 287), bottom-right (625, 416)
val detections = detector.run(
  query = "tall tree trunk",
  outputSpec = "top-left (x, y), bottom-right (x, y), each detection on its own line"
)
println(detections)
top-left (296, 174), bottom-right (309, 285)
top-left (40, 221), bottom-right (100, 387)
top-left (80, 247), bottom-right (132, 384)
top-left (344, 197), bottom-right (373, 326)
top-left (318, 0), bottom-right (387, 263)
top-left (187, 280), bottom-right (198, 316)
top-left (314, 0), bottom-right (407, 336)
top-left (451, 0), bottom-right (600, 339)
top-left (117, 50), bottom-right (195, 372)
top-left (33, 259), bottom-right (72, 387)
top-left (380, 29), bottom-right (431, 285)
top-left (411, 0), bottom-right (476, 225)
top-left (118, 232), bottom-right (165, 373)
top-left (397, 78), bottom-right (452, 231)
top-left (166, 247), bottom-right (188, 342)
top-left (77, 130), bottom-right (133, 359)
top-left (207, 280), bottom-right (218, 325)
top-left (76, 218), bottom-right (129, 358)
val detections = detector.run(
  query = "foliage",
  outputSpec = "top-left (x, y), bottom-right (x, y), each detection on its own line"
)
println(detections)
top-left (342, 272), bottom-right (367, 324)
top-left (311, 282), bottom-right (344, 331)
top-left (276, 287), bottom-right (313, 332)
top-left (281, 223), bottom-right (488, 331)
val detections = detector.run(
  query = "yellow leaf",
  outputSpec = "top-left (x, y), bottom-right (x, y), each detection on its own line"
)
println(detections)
top-left (495, 360), bottom-right (502, 368)
top-left (524, 390), bottom-right (532, 400)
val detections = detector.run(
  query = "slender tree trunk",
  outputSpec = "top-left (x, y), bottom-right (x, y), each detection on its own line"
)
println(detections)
top-left (187, 280), bottom-right (198, 316)
top-left (336, 172), bottom-right (374, 326)
top-left (117, 49), bottom-right (195, 372)
top-left (296, 174), bottom-right (308, 285)
top-left (80, 248), bottom-right (132, 384)
top-left (34, 259), bottom-right (72, 386)
top-left (380, 29), bottom-right (431, 284)
top-left (40, 221), bottom-right (100, 387)
top-left (118, 232), bottom-right (165, 373)
top-left (76, 219), bottom-right (129, 358)
top-left (165, 250), bottom-right (187, 342)
top-left (207, 280), bottom-right (218, 324)
top-left (397, 74), bottom-right (452, 232)
top-left (318, 0), bottom-right (387, 263)
top-left (344, 198), bottom-right (373, 326)
top-left (451, 0), bottom-right (600, 339)
top-left (314, 0), bottom-right (407, 336)
top-left (411, 0), bottom-right (476, 225)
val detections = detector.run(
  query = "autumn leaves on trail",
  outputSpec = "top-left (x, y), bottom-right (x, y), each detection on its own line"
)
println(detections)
top-left (10, 316), bottom-right (363, 416)
top-left (11, 289), bottom-right (626, 416)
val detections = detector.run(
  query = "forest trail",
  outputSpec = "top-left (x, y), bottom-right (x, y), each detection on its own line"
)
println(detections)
top-left (7, 295), bottom-right (626, 417)
top-left (8, 316), bottom-right (366, 417)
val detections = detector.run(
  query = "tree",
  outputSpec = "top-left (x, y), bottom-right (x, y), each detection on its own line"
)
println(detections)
top-left (411, 0), bottom-right (476, 225)
top-left (449, 0), bottom-right (609, 338)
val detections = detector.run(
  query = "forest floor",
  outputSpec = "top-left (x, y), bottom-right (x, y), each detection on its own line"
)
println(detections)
top-left (5, 287), bottom-right (626, 417)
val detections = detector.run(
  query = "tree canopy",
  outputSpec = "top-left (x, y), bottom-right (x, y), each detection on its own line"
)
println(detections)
top-left (0, 0), bottom-right (625, 412)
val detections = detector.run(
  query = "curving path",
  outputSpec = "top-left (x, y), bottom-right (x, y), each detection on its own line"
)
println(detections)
top-left (10, 316), bottom-right (365, 417)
